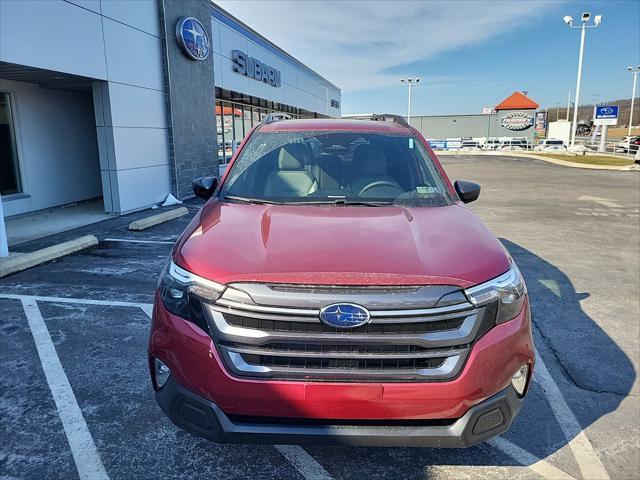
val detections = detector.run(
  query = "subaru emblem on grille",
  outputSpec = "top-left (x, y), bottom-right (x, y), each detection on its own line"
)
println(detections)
top-left (319, 303), bottom-right (371, 328)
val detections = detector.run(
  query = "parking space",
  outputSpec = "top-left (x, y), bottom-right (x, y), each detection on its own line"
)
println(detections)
top-left (1, 156), bottom-right (638, 479)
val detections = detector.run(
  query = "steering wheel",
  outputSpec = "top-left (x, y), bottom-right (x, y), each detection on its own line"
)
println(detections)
top-left (358, 181), bottom-right (404, 197)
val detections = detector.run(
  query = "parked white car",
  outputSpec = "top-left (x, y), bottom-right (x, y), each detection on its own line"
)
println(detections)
top-left (499, 139), bottom-right (528, 151)
top-left (534, 139), bottom-right (567, 152)
top-left (460, 141), bottom-right (482, 151)
top-left (483, 138), bottom-right (501, 150)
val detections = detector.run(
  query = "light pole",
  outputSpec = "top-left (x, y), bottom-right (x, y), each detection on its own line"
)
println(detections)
top-left (627, 66), bottom-right (640, 138)
top-left (400, 77), bottom-right (420, 123)
top-left (563, 12), bottom-right (602, 146)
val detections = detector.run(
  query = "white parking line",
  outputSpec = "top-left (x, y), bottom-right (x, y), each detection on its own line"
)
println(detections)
top-left (275, 445), bottom-right (334, 480)
top-left (489, 437), bottom-right (576, 480)
top-left (103, 238), bottom-right (175, 245)
top-left (534, 349), bottom-right (610, 480)
top-left (21, 297), bottom-right (110, 480)
top-left (0, 293), bottom-right (152, 311)
top-left (4, 292), bottom-right (607, 480)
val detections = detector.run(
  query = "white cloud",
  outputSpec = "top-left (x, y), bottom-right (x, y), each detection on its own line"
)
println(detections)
top-left (215, 0), bottom-right (551, 92)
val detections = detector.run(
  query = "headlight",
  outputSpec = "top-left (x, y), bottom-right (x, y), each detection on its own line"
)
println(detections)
top-left (158, 260), bottom-right (226, 329)
top-left (465, 263), bottom-right (527, 324)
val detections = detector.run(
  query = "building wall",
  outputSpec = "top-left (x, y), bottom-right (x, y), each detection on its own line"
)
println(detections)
top-left (211, 6), bottom-right (341, 117)
top-left (159, 0), bottom-right (218, 200)
top-left (0, 0), bottom-right (171, 215)
top-left (410, 109), bottom-right (537, 142)
top-left (1, 0), bottom-right (341, 215)
top-left (409, 115), bottom-right (493, 139)
top-left (0, 79), bottom-right (101, 217)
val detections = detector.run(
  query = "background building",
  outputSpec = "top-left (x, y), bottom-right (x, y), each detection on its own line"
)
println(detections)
top-left (0, 0), bottom-right (340, 220)
top-left (408, 92), bottom-right (540, 144)
top-left (344, 92), bottom-right (540, 145)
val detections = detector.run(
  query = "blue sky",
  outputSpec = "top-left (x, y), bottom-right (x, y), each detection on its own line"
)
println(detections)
top-left (217, 1), bottom-right (639, 115)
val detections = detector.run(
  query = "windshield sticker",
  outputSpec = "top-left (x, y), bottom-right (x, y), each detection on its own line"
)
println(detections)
top-left (416, 186), bottom-right (440, 194)
top-left (409, 138), bottom-right (414, 149)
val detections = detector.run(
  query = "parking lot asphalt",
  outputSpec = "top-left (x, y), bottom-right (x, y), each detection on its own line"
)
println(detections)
top-left (1, 155), bottom-right (638, 480)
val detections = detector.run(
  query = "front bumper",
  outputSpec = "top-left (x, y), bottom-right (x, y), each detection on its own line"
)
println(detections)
top-left (155, 377), bottom-right (524, 447)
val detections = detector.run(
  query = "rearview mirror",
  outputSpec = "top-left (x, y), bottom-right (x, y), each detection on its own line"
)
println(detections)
top-left (454, 180), bottom-right (481, 204)
top-left (192, 176), bottom-right (218, 200)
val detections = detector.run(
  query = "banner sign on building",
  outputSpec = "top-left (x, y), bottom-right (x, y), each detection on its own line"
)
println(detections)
top-left (593, 105), bottom-right (618, 126)
top-left (534, 111), bottom-right (546, 138)
top-left (500, 112), bottom-right (534, 131)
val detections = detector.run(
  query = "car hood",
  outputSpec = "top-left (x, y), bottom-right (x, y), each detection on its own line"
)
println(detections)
top-left (175, 201), bottom-right (510, 288)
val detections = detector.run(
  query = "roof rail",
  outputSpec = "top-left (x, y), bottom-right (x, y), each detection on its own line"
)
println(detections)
top-left (370, 113), bottom-right (410, 128)
top-left (262, 113), bottom-right (293, 124)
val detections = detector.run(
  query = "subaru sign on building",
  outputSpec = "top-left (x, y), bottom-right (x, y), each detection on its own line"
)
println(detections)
top-left (0, 0), bottom-right (340, 221)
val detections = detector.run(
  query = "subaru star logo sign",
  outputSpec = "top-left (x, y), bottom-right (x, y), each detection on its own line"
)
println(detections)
top-left (176, 17), bottom-right (209, 61)
top-left (319, 303), bottom-right (371, 329)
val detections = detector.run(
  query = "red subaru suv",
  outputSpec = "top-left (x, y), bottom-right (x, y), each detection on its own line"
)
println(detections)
top-left (149, 114), bottom-right (534, 447)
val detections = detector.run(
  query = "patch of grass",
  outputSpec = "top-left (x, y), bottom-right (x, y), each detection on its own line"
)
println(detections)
top-left (533, 154), bottom-right (636, 166)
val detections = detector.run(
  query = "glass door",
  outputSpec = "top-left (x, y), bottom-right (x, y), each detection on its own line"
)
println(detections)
top-left (0, 93), bottom-right (22, 195)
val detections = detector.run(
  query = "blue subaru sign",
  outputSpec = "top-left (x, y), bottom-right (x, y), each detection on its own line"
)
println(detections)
top-left (595, 105), bottom-right (618, 120)
top-left (319, 303), bottom-right (371, 329)
top-left (176, 17), bottom-right (210, 61)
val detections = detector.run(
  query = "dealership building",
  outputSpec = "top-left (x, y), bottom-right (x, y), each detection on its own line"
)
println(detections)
top-left (0, 0), bottom-right (340, 221)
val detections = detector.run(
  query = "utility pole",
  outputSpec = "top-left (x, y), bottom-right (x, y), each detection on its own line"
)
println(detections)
top-left (627, 66), bottom-right (639, 138)
top-left (564, 12), bottom-right (602, 146)
top-left (400, 77), bottom-right (421, 123)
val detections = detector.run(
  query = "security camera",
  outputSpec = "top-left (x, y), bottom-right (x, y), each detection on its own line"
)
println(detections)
top-left (407, 77), bottom-right (413, 83)
top-left (594, 15), bottom-right (602, 25)
top-left (400, 78), bottom-right (405, 83)
top-left (415, 78), bottom-right (421, 83)
top-left (629, 66), bottom-right (634, 71)
top-left (581, 12), bottom-right (590, 22)
top-left (563, 15), bottom-right (573, 25)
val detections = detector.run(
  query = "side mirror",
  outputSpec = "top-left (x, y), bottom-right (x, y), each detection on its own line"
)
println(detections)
top-left (454, 180), bottom-right (481, 204)
top-left (192, 176), bottom-right (218, 200)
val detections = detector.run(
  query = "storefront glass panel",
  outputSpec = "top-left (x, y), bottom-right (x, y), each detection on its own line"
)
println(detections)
top-left (0, 93), bottom-right (22, 195)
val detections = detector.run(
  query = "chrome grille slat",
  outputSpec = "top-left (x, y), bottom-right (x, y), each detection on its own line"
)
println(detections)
top-left (209, 304), bottom-right (319, 323)
top-left (207, 309), bottom-right (480, 348)
top-left (223, 351), bottom-right (466, 381)
top-left (203, 283), bottom-right (485, 382)
top-left (214, 297), bottom-right (474, 320)
top-left (224, 344), bottom-right (468, 360)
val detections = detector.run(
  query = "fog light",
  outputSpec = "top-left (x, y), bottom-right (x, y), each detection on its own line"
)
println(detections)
top-left (473, 408), bottom-right (504, 434)
top-left (511, 364), bottom-right (529, 396)
top-left (154, 358), bottom-right (170, 388)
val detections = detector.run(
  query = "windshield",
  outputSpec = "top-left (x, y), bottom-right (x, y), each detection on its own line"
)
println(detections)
top-left (220, 131), bottom-right (455, 207)
top-left (546, 140), bottom-right (563, 145)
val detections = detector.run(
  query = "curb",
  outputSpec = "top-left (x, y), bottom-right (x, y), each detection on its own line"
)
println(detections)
top-left (0, 235), bottom-right (98, 278)
top-left (128, 207), bottom-right (189, 231)
top-left (507, 153), bottom-right (639, 171)
top-left (438, 151), bottom-right (638, 171)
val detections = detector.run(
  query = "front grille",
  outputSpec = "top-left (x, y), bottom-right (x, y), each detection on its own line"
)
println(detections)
top-left (203, 283), bottom-right (490, 382)
top-left (224, 313), bottom-right (466, 334)
top-left (242, 353), bottom-right (446, 371)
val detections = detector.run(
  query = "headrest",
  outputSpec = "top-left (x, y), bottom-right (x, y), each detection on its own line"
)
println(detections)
top-left (278, 144), bottom-right (306, 170)
top-left (352, 144), bottom-right (388, 175)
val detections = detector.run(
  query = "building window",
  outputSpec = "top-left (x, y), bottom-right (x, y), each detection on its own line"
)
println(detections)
top-left (0, 92), bottom-right (22, 195)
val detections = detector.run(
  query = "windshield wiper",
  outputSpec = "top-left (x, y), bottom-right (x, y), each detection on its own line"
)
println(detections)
top-left (222, 195), bottom-right (278, 205)
top-left (287, 198), bottom-right (394, 206)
